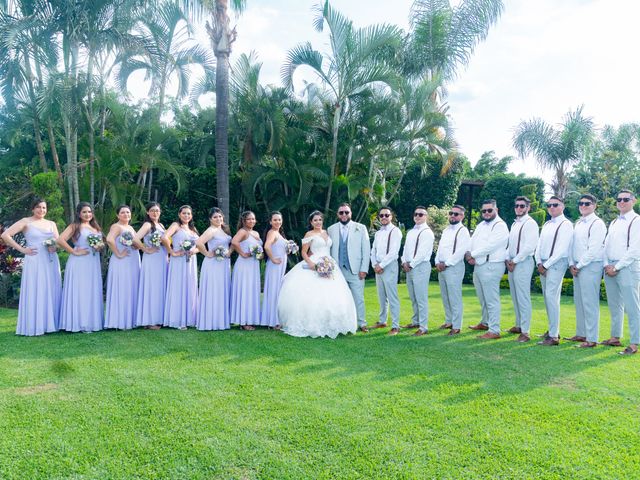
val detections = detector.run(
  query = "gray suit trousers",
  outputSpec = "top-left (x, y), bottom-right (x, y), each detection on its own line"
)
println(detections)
top-left (604, 262), bottom-right (640, 344)
top-left (341, 266), bottom-right (367, 327)
top-left (438, 262), bottom-right (464, 329)
top-left (508, 256), bottom-right (534, 334)
top-left (540, 259), bottom-right (568, 338)
top-left (573, 261), bottom-right (603, 343)
top-left (376, 261), bottom-right (400, 328)
top-left (406, 262), bottom-right (431, 330)
top-left (473, 262), bottom-right (505, 334)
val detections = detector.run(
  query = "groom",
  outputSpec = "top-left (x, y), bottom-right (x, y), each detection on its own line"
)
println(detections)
top-left (328, 203), bottom-right (371, 332)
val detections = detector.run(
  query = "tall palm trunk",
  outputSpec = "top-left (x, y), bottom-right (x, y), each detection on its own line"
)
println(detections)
top-left (47, 119), bottom-right (63, 183)
top-left (323, 104), bottom-right (341, 214)
top-left (23, 48), bottom-right (48, 172)
top-left (85, 54), bottom-right (96, 205)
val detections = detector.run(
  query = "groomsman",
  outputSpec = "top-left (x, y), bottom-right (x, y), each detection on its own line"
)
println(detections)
top-left (328, 203), bottom-right (371, 332)
top-left (434, 205), bottom-right (469, 335)
top-left (370, 207), bottom-right (403, 335)
top-left (568, 194), bottom-right (606, 348)
top-left (535, 196), bottom-right (573, 346)
top-left (505, 196), bottom-right (539, 342)
top-left (601, 190), bottom-right (640, 355)
top-left (466, 199), bottom-right (509, 339)
top-left (401, 205), bottom-right (435, 336)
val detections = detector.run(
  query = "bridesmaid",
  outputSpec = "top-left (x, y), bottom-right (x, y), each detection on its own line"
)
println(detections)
top-left (104, 205), bottom-right (140, 330)
top-left (1, 198), bottom-right (61, 336)
top-left (230, 210), bottom-right (262, 330)
top-left (133, 202), bottom-right (167, 329)
top-left (57, 202), bottom-right (104, 332)
top-left (162, 205), bottom-right (199, 329)
top-left (196, 207), bottom-right (232, 331)
top-left (258, 211), bottom-right (288, 329)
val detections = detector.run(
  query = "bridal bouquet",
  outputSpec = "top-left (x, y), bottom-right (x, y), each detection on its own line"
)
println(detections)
top-left (87, 233), bottom-right (104, 256)
top-left (213, 245), bottom-right (229, 261)
top-left (181, 239), bottom-right (196, 263)
top-left (120, 231), bottom-right (134, 247)
top-left (285, 240), bottom-right (299, 255)
top-left (42, 238), bottom-right (56, 262)
top-left (249, 244), bottom-right (264, 260)
top-left (149, 231), bottom-right (162, 248)
top-left (315, 256), bottom-right (336, 279)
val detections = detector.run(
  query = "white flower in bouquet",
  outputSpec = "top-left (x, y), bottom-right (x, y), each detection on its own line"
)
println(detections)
top-left (86, 233), bottom-right (104, 256)
top-left (120, 231), bottom-right (134, 247)
top-left (42, 238), bottom-right (57, 262)
top-left (213, 246), bottom-right (229, 261)
top-left (181, 239), bottom-right (195, 262)
top-left (249, 244), bottom-right (264, 260)
top-left (149, 231), bottom-right (162, 248)
top-left (315, 256), bottom-right (336, 279)
top-left (285, 240), bottom-right (299, 255)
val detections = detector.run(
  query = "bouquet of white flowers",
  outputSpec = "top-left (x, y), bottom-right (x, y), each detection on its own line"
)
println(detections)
top-left (249, 244), bottom-right (264, 260)
top-left (149, 231), bottom-right (162, 248)
top-left (181, 239), bottom-right (195, 262)
top-left (87, 233), bottom-right (104, 256)
top-left (120, 231), bottom-right (134, 247)
top-left (42, 238), bottom-right (56, 262)
top-left (315, 256), bottom-right (336, 279)
top-left (213, 246), bottom-right (229, 261)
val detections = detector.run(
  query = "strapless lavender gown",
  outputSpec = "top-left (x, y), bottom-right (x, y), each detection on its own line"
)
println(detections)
top-left (197, 233), bottom-right (232, 330)
top-left (230, 235), bottom-right (262, 326)
top-left (135, 226), bottom-right (168, 327)
top-left (104, 231), bottom-right (141, 329)
top-left (163, 228), bottom-right (198, 328)
top-left (16, 224), bottom-right (61, 335)
top-left (59, 227), bottom-right (104, 332)
top-left (259, 237), bottom-right (288, 327)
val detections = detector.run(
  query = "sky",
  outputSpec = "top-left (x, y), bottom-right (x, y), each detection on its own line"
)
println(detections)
top-left (156, 0), bottom-right (640, 179)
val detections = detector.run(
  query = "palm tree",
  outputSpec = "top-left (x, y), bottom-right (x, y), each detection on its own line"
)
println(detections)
top-left (512, 106), bottom-right (594, 198)
top-left (281, 0), bottom-right (402, 214)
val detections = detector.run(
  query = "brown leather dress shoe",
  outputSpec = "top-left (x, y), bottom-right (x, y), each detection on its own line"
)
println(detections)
top-left (507, 326), bottom-right (522, 334)
top-left (576, 341), bottom-right (597, 348)
top-left (469, 323), bottom-right (489, 331)
top-left (599, 338), bottom-right (622, 346)
top-left (412, 329), bottom-right (428, 336)
top-left (619, 346), bottom-right (638, 355)
top-left (563, 335), bottom-right (587, 342)
top-left (388, 328), bottom-right (400, 336)
top-left (516, 333), bottom-right (530, 343)
top-left (371, 322), bottom-right (387, 329)
top-left (439, 323), bottom-right (453, 330)
top-left (478, 332), bottom-right (501, 339)
top-left (401, 323), bottom-right (420, 329)
top-left (537, 337), bottom-right (559, 346)
top-left (448, 329), bottom-right (461, 336)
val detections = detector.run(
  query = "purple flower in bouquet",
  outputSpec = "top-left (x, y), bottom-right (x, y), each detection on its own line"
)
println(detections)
top-left (181, 239), bottom-right (195, 262)
top-left (315, 256), bottom-right (336, 279)
top-left (249, 244), bottom-right (264, 260)
top-left (213, 245), bottom-right (229, 261)
top-left (285, 240), bottom-right (299, 255)
top-left (87, 233), bottom-right (104, 256)
top-left (42, 238), bottom-right (57, 262)
top-left (120, 231), bottom-right (134, 247)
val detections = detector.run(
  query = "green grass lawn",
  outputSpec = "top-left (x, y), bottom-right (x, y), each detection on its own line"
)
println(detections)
top-left (1, 282), bottom-right (639, 479)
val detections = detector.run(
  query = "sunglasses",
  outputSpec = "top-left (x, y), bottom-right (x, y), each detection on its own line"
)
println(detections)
top-left (514, 203), bottom-right (527, 209)
top-left (448, 212), bottom-right (460, 217)
top-left (578, 201), bottom-right (592, 207)
top-left (337, 211), bottom-right (350, 215)
top-left (546, 203), bottom-right (560, 208)
top-left (616, 197), bottom-right (632, 203)
top-left (414, 212), bottom-right (426, 217)
top-left (379, 213), bottom-right (391, 218)
top-left (481, 208), bottom-right (494, 214)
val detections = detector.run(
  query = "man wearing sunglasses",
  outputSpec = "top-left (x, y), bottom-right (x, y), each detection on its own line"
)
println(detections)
top-left (465, 199), bottom-right (509, 339)
top-left (434, 205), bottom-right (470, 335)
top-left (535, 196), bottom-right (573, 346)
top-left (370, 207), bottom-right (403, 334)
top-left (401, 206), bottom-right (435, 335)
top-left (328, 203), bottom-right (371, 332)
top-left (505, 196), bottom-right (539, 342)
top-left (601, 190), bottom-right (640, 355)
top-left (568, 194), bottom-right (606, 348)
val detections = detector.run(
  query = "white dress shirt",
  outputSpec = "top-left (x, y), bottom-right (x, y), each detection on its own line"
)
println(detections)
top-left (508, 214), bottom-right (539, 263)
top-left (402, 223), bottom-right (435, 268)
top-left (371, 224), bottom-right (402, 269)
top-left (570, 213), bottom-right (606, 269)
top-left (469, 216), bottom-right (509, 265)
top-left (340, 222), bottom-right (350, 241)
top-left (604, 211), bottom-right (640, 270)
top-left (435, 223), bottom-right (469, 267)
top-left (535, 214), bottom-right (573, 269)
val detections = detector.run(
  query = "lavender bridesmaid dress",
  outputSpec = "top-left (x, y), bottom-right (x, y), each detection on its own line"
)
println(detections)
top-left (197, 233), bottom-right (232, 330)
top-left (135, 225), bottom-right (168, 327)
top-left (258, 237), bottom-right (288, 327)
top-left (230, 234), bottom-right (262, 326)
top-left (16, 224), bottom-right (62, 335)
top-left (104, 231), bottom-right (141, 329)
top-left (59, 227), bottom-right (104, 332)
top-left (163, 228), bottom-right (198, 328)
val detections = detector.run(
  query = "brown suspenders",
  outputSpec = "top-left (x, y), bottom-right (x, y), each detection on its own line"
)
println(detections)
top-left (609, 216), bottom-right (637, 249)
top-left (547, 219), bottom-right (568, 258)
top-left (515, 218), bottom-right (534, 255)
top-left (486, 221), bottom-right (505, 262)
top-left (385, 227), bottom-right (396, 255)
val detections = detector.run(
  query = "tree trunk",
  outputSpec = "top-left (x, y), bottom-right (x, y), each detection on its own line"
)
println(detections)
top-left (215, 51), bottom-right (231, 218)
top-left (85, 54), bottom-right (96, 206)
top-left (323, 104), bottom-right (341, 215)
top-left (31, 117), bottom-right (48, 172)
top-left (47, 119), bottom-right (63, 184)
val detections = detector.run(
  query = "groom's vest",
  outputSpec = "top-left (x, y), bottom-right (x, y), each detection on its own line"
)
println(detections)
top-left (339, 229), bottom-right (352, 271)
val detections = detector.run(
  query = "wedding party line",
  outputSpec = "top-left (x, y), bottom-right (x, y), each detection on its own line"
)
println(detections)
top-left (1, 190), bottom-right (638, 355)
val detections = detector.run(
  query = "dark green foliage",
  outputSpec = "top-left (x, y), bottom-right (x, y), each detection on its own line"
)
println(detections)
top-left (473, 174), bottom-right (545, 225)
top-left (31, 172), bottom-right (65, 231)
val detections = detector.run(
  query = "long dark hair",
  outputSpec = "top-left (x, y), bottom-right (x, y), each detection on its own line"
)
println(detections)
top-left (143, 202), bottom-right (161, 234)
top-left (208, 207), bottom-right (231, 235)
top-left (237, 210), bottom-right (256, 230)
top-left (71, 202), bottom-right (102, 241)
top-left (177, 205), bottom-right (198, 234)
top-left (307, 210), bottom-right (324, 231)
top-left (263, 211), bottom-right (286, 242)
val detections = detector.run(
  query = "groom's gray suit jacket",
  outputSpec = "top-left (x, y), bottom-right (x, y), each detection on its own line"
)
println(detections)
top-left (328, 221), bottom-right (371, 275)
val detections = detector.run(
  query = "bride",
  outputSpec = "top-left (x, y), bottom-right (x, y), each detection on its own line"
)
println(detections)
top-left (277, 210), bottom-right (357, 338)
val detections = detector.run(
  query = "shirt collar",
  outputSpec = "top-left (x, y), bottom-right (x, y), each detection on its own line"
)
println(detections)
top-left (580, 212), bottom-right (596, 223)
top-left (550, 214), bottom-right (566, 223)
top-left (414, 223), bottom-right (428, 230)
top-left (515, 214), bottom-right (530, 223)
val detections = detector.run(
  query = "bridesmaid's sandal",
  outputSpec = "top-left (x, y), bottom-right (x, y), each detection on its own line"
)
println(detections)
top-left (241, 325), bottom-right (255, 331)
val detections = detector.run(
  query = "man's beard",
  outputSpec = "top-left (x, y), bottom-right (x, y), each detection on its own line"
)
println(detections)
top-left (339, 219), bottom-right (350, 225)
top-left (449, 219), bottom-right (460, 225)
top-left (483, 215), bottom-right (496, 223)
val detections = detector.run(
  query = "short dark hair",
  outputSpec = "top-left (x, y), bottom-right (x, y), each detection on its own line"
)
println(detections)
top-left (548, 195), bottom-right (564, 203)
top-left (617, 189), bottom-right (635, 199)
top-left (481, 199), bottom-right (497, 207)
top-left (378, 206), bottom-right (393, 216)
top-left (579, 194), bottom-right (597, 204)
top-left (338, 202), bottom-right (351, 209)
top-left (514, 196), bottom-right (531, 206)
top-left (451, 205), bottom-right (466, 213)
top-left (414, 205), bottom-right (427, 212)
